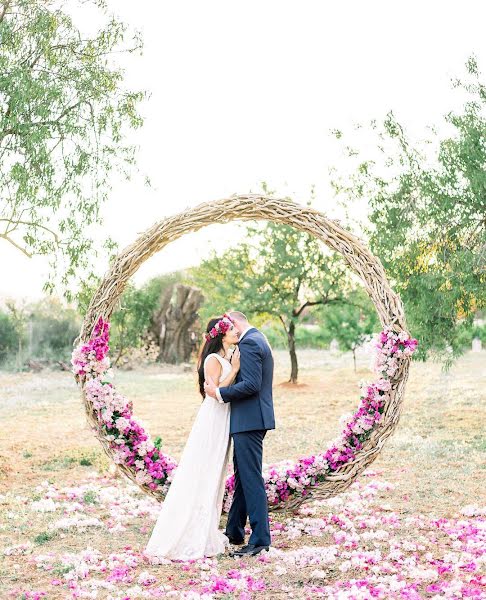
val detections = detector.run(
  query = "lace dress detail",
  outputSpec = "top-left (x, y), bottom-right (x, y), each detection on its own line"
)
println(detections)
top-left (144, 353), bottom-right (232, 561)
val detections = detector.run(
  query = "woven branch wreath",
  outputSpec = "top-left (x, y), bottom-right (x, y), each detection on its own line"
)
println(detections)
top-left (72, 195), bottom-right (417, 512)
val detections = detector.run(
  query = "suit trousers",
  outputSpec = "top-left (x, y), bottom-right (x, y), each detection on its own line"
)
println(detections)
top-left (225, 429), bottom-right (271, 547)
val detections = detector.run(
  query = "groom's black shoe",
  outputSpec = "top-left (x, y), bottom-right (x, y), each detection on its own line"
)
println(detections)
top-left (230, 544), bottom-right (269, 557)
top-left (225, 534), bottom-right (245, 545)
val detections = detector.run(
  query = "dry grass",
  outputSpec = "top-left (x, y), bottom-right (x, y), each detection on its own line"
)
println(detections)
top-left (0, 349), bottom-right (485, 598)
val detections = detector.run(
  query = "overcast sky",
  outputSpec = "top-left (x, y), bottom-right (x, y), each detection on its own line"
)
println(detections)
top-left (1, 0), bottom-right (485, 303)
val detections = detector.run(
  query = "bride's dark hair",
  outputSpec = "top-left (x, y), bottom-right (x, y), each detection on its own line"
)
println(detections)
top-left (197, 317), bottom-right (225, 399)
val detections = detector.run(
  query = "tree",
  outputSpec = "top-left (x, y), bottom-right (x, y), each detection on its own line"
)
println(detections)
top-left (151, 283), bottom-right (204, 364)
top-left (319, 290), bottom-right (379, 371)
top-left (1, 296), bottom-right (82, 367)
top-left (330, 56), bottom-right (486, 365)
top-left (108, 282), bottom-right (154, 366)
top-left (27, 296), bottom-right (81, 359)
top-left (0, 0), bottom-right (146, 300)
top-left (0, 309), bottom-right (18, 364)
top-left (77, 272), bottom-right (186, 366)
top-left (191, 220), bottom-right (352, 383)
top-left (4, 298), bottom-right (28, 368)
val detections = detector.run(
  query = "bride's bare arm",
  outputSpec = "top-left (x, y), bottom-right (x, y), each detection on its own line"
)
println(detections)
top-left (205, 356), bottom-right (238, 388)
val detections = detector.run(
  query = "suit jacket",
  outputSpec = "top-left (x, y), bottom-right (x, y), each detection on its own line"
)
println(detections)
top-left (219, 327), bottom-right (275, 434)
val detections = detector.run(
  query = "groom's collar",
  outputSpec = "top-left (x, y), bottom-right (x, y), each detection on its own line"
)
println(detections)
top-left (238, 325), bottom-right (255, 342)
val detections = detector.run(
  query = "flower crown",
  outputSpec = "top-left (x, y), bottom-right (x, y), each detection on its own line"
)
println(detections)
top-left (205, 314), bottom-right (234, 342)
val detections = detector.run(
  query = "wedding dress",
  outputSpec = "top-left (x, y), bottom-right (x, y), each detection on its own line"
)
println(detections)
top-left (144, 353), bottom-right (232, 561)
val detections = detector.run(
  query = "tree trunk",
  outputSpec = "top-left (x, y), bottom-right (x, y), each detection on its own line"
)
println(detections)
top-left (112, 314), bottom-right (127, 367)
top-left (16, 336), bottom-right (22, 370)
top-left (288, 320), bottom-right (298, 383)
top-left (352, 347), bottom-right (357, 373)
top-left (151, 284), bottom-right (204, 364)
top-left (113, 342), bottom-right (127, 368)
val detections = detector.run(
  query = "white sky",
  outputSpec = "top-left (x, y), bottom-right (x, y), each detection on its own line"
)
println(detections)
top-left (1, 0), bottom-right (485, 303)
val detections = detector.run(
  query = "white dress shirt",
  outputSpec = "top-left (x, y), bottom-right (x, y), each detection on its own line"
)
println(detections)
top-left (214, 325), bottom-right (252, 403)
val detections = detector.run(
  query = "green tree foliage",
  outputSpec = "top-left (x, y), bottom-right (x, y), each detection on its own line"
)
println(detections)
top-left (0, 273), bottom-right (185, 368)
top-left (319, 289), bottom-right (379, 371)
top-left (190, 219), bottom-right (352, 383)
top-left (76, 271), bottom-right (184, 364)
top-left (3, 298), bottom-right (28, 367)
top-left (0, 0), bottom-right (146, 299)
top-left (109, 272), bottom-right (184, 365)
top-left (260, 321), bottom-right (332, 350)
top-left (0, 296), bottom-right (80, 366)
top-left (27, 297), bottom-right (81, 359)
top-left (0, 309), bottom-right (18, 363)
top-left (331, 57), bottom-right (486, 365)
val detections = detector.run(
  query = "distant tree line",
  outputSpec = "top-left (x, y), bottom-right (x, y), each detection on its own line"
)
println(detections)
top-left (1, 246), bottom-right (484, 379)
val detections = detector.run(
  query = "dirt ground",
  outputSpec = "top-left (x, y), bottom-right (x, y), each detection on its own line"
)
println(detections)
top-left (1, 349), bottom-right (484, 514)
top-left (0, 348), bottom-right (485, 598)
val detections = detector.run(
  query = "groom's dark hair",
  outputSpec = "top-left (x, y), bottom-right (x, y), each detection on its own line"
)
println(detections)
top-left (196, 317), bottom-right (226, 400)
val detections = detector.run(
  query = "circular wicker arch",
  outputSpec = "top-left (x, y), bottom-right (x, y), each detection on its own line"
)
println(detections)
top-left (78, 194), bottom-right (411, 510)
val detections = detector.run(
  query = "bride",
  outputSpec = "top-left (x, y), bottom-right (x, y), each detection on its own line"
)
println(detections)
top-left (144, 314), bottom-right (240, 561)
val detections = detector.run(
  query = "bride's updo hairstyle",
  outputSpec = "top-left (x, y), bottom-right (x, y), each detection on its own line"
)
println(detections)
top-left (197, 317), bottom-right (226, 399)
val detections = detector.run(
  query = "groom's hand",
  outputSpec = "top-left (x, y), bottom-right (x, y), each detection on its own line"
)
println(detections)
top-left (204, 375), bottom-right (217, 399)
top-left (205, 376), bottom-right (225, 403)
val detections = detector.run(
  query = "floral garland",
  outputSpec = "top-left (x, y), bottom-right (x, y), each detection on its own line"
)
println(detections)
top-left (72, 317), bottom-right (417, 509)
top-left (205, 313), bottom-right (234, 342)
top-left (72, 318), bottom-right (177, 493)
top-left (252, 329), bottom-right (418, 508)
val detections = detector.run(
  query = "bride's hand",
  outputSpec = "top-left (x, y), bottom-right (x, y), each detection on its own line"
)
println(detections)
top-left (230, 346), bottom-right (241, 372)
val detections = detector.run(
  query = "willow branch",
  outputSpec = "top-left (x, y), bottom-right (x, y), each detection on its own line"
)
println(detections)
top-left (1, 101), bottom-right (84, 138)
top-left (0, 0), bottom-right (11, 22)
top-left (0, 218), bottom-right (60, 242)
top-left (0, 232), bottom-right (32, 257)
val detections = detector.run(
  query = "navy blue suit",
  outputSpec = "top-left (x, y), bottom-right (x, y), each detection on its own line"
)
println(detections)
top-left (219, 327), bottom-right (275, 547)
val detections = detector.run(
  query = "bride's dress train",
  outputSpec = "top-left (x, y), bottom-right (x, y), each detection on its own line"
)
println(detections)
top-left (144, 353), bottom-right (231, 561)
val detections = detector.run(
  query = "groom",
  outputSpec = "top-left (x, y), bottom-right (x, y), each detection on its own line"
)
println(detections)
top-left (204, 310), bottom-right (275, 557)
